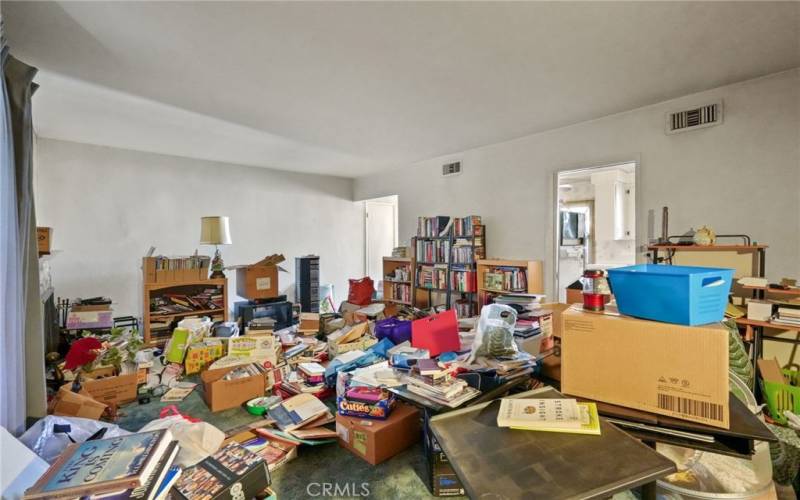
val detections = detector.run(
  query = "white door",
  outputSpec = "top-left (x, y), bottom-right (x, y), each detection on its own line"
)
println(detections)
top-left (365, 197), bottom-right (398, 296)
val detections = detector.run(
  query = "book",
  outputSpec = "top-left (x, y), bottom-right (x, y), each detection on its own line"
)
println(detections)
top-left (267, 393), bottom-right (331, 431)
top-left (91, 442), bottom-right (179, 500)
top-left (238, 434), bottom-right (298, 472)
top-left (416, 359), bottom-right (443, 376)
top-left (497, 398), bottom-right (582, 429)
top-left (172, 443), bottom-right (270, 500)
top-left (24, 430), bottom-right (173, 499)
top-left (152, 466), bottom-right (181, 500)
top-left (510, 403), bottom-right (601, 436)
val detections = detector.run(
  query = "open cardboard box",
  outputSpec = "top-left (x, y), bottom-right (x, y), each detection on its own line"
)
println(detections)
top-left (80, 366), bottom-right (138, 405)
top-left (231, 254), bottom-right (288, 301)
top-left (51, 385), bottom-right (107, 419)
top-left (201, 365), bottom-right (266, 412)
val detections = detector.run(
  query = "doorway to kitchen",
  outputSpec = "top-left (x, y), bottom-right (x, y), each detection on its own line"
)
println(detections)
top-left (555, 162), bottom-right (637, 302)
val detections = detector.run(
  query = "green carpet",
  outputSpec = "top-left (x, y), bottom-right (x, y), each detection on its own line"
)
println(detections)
top-left (117, 389), bottom-right (446, 499)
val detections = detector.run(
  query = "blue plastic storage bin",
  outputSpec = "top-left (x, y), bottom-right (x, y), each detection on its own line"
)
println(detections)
top-left (607, 264), bottom-right (733, 326)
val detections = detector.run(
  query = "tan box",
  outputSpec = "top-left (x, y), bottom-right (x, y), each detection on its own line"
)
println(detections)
top-left (51, 386), bottom-right (107, 419)
top-left (81, 371), bottom-right (139, 406)
top-left (37, 227), bottom-right (52, 254)
top-left (236, 265), bottom-right (279, 300)
top-left (201, 365), bottom-right (266, 412)
top-left (747, 300), bottom-right (773, 321)
top-left (561, 307), bottom-right (729, 429)
top-left (336, 402), bottom-right (420, 465)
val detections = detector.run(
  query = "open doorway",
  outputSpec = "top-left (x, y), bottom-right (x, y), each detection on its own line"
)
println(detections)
top-left (555, 162), bottom-right (637, 302)
top-left (364, 195), bottom-right (399, 299)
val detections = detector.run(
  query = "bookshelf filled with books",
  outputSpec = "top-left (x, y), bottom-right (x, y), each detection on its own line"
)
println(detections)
top-left (142, 256), bottom-right (228, 345)
top-left (476, 259), bottom-right (544, 312)
top-left (412, 216), bottom-right (485, 316)
top-left (382, 256), bottom-right (413, 315)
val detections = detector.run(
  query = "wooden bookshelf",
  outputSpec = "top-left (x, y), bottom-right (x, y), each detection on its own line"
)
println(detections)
top-left (412, 216), bottom-right (486, 316)
top-left (476, 259), bottom-right (544, 312)
top-left (143, 278), bottom-right (228, 346)
top-left (382, 257), bottom-right (413, 315)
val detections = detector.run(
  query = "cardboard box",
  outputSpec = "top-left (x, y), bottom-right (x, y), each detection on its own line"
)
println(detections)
top-left (233, 255), bottom-right (287, 301)
top-left (36, 227), bottom-right (51, 254)
top-left (561, 307), bottom-right (730, 429)
top-left (185, 339), bottom-right (225, 374)
top-left (336, 402), bottom-right (420, 465)
top-left (298, 313), bottom-right (320, 335)
top-left (51, 386), bottom-right (107, 419)
top-left (329, 335), bottom-right (377, 358)
top-left (81, 371), bottom-right (139, 406)
top-left (201, 365), bottom-right (266, 412)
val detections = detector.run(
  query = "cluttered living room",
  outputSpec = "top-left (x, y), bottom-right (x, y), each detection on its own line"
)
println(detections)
top-left (1, 2), bottom-right (799, 500)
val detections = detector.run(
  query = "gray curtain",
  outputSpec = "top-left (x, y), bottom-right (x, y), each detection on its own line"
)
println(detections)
top-left (2, 43), bottom-right (44, 431)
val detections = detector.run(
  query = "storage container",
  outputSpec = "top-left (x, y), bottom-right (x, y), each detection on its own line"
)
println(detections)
top-left (761, 368), bottom-right (800, 425)
top-left (607, 264), bottom-right (733, 325)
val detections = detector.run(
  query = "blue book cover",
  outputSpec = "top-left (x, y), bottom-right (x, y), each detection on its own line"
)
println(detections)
top-left (25, 430), bottom-right (168, 499)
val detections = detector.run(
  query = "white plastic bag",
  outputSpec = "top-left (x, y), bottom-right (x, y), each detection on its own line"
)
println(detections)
top-left (139, 415), bottom-right (224, 467)
top-left (18, 415), bottom-right (131, 464)
top-left (468, 304), bottom-right (518, 363)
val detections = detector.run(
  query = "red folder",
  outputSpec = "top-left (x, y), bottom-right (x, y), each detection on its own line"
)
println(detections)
top-left (411, 309), bottom-right (460, 357)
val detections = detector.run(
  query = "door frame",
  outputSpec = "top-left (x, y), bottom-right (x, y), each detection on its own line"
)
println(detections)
top-left (552, 160), bottom-right (640, 298)
top-left (364, 196), bottom-right (399, 277)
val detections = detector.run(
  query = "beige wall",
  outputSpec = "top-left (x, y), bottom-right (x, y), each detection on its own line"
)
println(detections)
top-left (355, 69), bottom-right (800, 298)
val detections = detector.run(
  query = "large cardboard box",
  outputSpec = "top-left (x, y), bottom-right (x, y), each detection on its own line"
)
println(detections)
top-left (336, 402), bottom-right (420, 465)
top-left (51, 386), bottom-right (107, 419)
top-left (201, 365), bottom-right (266, 412)
top-left (561, 307), bottom-right (730, 429)
top-left (233, 255), bottom-right (287, 301)
top-left (81, 369), bottom-right (138, 405)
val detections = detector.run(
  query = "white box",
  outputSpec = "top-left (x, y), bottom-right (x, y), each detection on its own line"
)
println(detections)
top-left (747, 300), bottom-right (773, 321)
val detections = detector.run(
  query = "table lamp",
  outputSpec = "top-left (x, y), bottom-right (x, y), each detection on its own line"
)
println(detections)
top-left (200, 216), bottom-right (232, 278)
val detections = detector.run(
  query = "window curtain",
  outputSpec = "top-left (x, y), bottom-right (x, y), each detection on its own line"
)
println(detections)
top-left (0, 23), bottom-right (43, 435)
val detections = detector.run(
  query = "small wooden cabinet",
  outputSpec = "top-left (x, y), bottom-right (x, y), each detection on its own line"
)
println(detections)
top-left (476, 259), bottom-right (544, 312)
top-left (143, 276), bottom-right (228, 346)
top-left (382, 257), bottom-right (413, 316)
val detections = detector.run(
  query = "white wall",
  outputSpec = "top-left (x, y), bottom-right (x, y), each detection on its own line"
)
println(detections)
top-left (355, 69), bottom-right (800, 298)
top-left (35, 139), bottom-right (365, 317)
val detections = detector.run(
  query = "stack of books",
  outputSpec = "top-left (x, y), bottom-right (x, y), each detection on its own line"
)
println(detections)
top-left (453, 216), bottom-right (481, 237)
top-left (417, 216), bottom-right (452, 238)
top-left (492, 293), bottom-right (544, 311)
top-left (417, 264), bottom-right (448, 289)
top-left (238, 431), bottom-right (299, 472)
top-left (298, 362), bottom-right (326, 385)
top-left (477, 351), bottom-right (536, 379)
top-left (497, 398), bottom-right (601, 435)
top-left (772, 306), bottom-right (800, 327)
top-left (484, 267), bottom-right (528, 292)
top-left (450, 267), bottom-right (477, 292)
top-left (416, 239), bottom-right (451, 263)
top-left (24, 429), bottom-right (181, 500)
top-left (405, 360), bottom-right (480, 408)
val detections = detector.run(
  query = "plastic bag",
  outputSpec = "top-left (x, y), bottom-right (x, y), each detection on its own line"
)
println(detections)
top-left (375, 317), bottom-right (412, 345)
top-left (468, 304), bottom-right (518, 363)
top-left (18, 415), bottom-right (131, 464)
top-left (139, 413), bottom-right (224, 467)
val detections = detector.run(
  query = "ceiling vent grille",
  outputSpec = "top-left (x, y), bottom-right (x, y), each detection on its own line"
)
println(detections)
top-left (442, 161), bottom-right (462, 177)
top-left (666, 101), bottom-right (722, 134)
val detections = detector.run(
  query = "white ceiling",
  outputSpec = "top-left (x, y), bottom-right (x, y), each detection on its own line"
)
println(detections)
top-left (5, 1), bottom-right (799, 178)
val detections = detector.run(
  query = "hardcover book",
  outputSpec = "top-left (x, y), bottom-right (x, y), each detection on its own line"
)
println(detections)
top-left (90, 441), bottom-right (179, 500)
top-left (24, 430), bottom-right (172, 499)
top-left (172, 443), bottom-right (269, 500)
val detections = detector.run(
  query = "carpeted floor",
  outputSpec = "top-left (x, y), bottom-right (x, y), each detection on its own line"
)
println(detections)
top-left (117, 388), bottom-right (448, 499)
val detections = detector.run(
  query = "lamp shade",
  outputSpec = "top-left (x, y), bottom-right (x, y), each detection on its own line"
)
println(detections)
top-left (200, 216), bottom-right (232, 245)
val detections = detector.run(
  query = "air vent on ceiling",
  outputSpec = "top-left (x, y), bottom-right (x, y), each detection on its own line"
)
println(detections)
top-left (666, 101), bottom-right (723, 134)
top-left (442, 161), bottom-right (462, 177)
